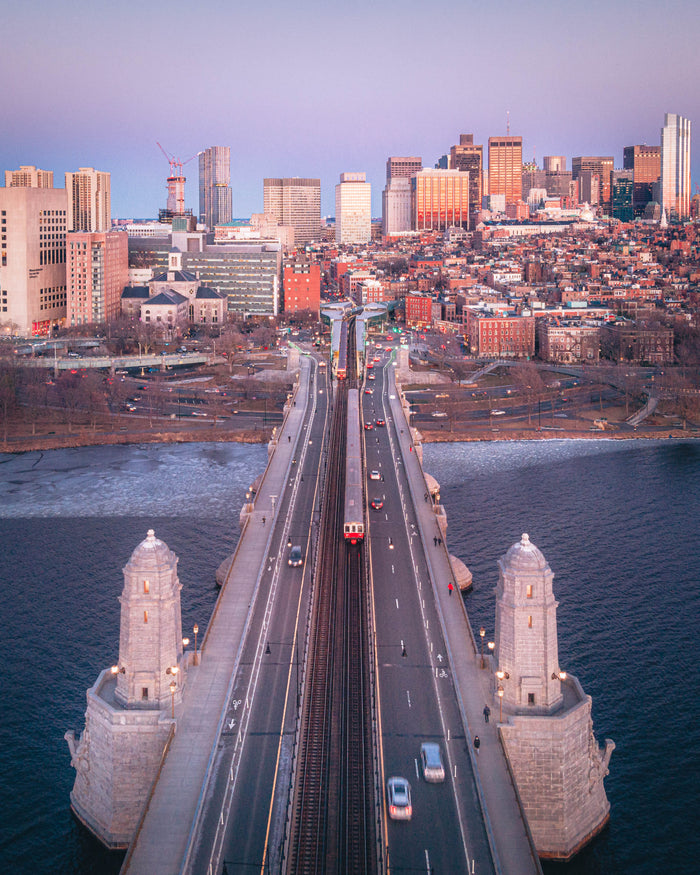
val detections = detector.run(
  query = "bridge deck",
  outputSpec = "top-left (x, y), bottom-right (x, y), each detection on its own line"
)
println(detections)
top-left (388, 368), bottom-right (542, 875)
top-left (121, 358), bottom-right (312, 875)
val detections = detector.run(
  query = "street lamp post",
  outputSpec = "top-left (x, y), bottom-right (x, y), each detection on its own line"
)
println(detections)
top-left (193, 624), bottom-right (199, 665)
top-left (497, 684), bottom-right (504, 723)
top-left (479, 627), bottom-right (486, 669)
top-left (170, 681), bottom-right (177, 719)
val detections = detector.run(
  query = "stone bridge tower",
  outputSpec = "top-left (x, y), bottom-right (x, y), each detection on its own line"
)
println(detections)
top-left (65, 530), bottom-right (187, 849)
top-left (116, 529), bottom-right (184, 709)
top-left (495, 532), bottom-right (564, 712)
top-left (494, 534), bottom-right (615, 861)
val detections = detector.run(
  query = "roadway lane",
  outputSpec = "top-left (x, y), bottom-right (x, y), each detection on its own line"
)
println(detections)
top-left (185, 358), bottom-right (330, 875)
top-left (364, 354), bottom-right (495, 875)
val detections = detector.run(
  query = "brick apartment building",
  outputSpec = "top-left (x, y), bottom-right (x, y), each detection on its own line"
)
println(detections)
top-left (283, 261), bottom-right (320, 314)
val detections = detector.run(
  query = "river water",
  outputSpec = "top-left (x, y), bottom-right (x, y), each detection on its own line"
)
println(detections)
top-left (1, 439), bottom-right (698, 874)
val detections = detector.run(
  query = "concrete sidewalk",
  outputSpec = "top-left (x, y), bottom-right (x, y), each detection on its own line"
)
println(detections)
top-left (122, 357), bottom-right (313, 875)
top-left (389, 371), bottom-right (542, 875)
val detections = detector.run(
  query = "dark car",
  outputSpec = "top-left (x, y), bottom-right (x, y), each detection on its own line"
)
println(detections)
top-left (288, 545), bottom-right (303, 567)
top-left (371, 497), bottom-right (384, 510)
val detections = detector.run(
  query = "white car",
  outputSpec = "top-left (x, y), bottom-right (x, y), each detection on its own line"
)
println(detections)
top-left (387, 777), bottom-right (412, 820)
top-left (369, 470), bottom-right (381, 481)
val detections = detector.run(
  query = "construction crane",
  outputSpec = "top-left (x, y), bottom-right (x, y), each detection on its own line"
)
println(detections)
top-left (156, 143), bottom-right (197, 217)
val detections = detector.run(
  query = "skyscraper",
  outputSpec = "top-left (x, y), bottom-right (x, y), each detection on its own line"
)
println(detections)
top-left (386, 157), bottom-right (422, 181)
top-left (65, 168), bottom-right (111, 232)
top-left (543, 156), bottom-right (566, 173)
top-left (660, 113), bottom-right (691, 221)
top-left (335, 173), bottom-right (371, 245)
top-left (571, 157), bottom-right (613, 214)
top-left (450, 135), bottom-right (483, 226)
top-left (488, 136), bottom-right (523, 206)
top-left (5, 165), bottom-right (54, 188)
top-left (383, 157), bottom-right (421, 235)
top-left (411, 169), bottom-right (470, 232)
top-left (623, 145), bottom-right (661, 217)
top-left (198, 146), bottom-right (233, 229)
top-left (263, 178), bottom-right (321, 244)
top-left (0, 185), bottom-right (67, 335)
top-left (611, 170), bottom-right (634, 222)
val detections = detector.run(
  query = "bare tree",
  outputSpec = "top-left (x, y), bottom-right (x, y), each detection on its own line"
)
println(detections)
top-left (0, 361), bottom-right (18, 444)
top-left (513, 362), bottom-right (544, 426)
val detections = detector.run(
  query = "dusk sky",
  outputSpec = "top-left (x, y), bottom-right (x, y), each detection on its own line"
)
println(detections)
top-left (3, 0), bottom-right (699, 219)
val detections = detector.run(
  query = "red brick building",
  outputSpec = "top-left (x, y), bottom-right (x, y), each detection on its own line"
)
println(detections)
top-left (466, 310), bottom-right (535, 357)
top-left (283, 261), bottom-right (320, 314)
top-left (405, 293), bottom-right (433, 328)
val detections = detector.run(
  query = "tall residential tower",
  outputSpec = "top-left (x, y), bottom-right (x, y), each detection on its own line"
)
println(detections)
top-left (198, 146), bottom-right (233, 229)
top-left (65, 167), bottom-right (111, 232)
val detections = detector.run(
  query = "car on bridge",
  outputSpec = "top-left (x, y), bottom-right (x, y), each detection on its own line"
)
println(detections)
top-left (420, 742), bottom-right (445, 782)
top-left (375, 418), bottom-right (385, 427)
top-left (364, 422), bottom-right (373, 430)
top-left (370, 497), bottom-right (383, 510)
top-left (387, 777), bottom-right (412, 820)
top-left (288, 546), bottom-right (303, 567)
top-left (369, 470), bottom-right (381, 481)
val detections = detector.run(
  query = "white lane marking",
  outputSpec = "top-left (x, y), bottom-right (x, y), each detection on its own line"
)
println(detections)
top-left (395, 598), bottom-right (399, 609)
top-left (414, 757), bottom-right (420, 779)
top-left (406, 690), bottom-right (412, 708)
top-left (425, 849), bottom-right (431, 873)
top-left (391, 565), bottom-right (395, 574)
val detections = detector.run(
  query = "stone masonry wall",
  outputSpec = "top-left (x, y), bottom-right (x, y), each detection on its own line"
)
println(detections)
top-left (499, 679), bottom-right (612, 860)
top-left (67, 671), bottom-right (173, 848)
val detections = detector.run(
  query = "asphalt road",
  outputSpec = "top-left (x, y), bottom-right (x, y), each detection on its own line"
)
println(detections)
top-left (364, 355), bottom-right (495, 875)
top-left (186, 361), bottom-right (330, 875)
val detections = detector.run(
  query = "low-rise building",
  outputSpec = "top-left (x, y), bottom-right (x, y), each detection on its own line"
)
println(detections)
top-left (466, 309), bottom-right (535, 357)
top-left (537, 320), bottom-right (600, 363)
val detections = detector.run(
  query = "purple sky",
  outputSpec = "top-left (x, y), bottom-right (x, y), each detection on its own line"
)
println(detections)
top-left (2, 0), bottom-right (698, 219)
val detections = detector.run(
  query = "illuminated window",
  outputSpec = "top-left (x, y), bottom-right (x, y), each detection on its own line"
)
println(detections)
top-left (528, 615), bottom-right (533, 628)
top-left (144, 610), bottom-right (148, 623)
top-left (526, 584), bottom-right (533, 598)
top-left (143, 580), bottom-right (150, 594)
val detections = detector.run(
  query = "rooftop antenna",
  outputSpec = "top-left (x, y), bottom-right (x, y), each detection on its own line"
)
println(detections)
top-left (506, 110), bottom-right (510, 135)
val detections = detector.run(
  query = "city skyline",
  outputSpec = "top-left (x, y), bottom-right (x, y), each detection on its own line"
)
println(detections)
top-left (2, 0), bottom-right (698, 218)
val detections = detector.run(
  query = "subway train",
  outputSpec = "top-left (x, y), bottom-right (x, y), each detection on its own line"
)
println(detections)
top-left (336, 320), bottom-right (348, 380)
top-left (343, 388), bottom-right (365, 544)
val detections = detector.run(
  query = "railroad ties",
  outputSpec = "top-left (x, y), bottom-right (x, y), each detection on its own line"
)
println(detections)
top-left (287, 318), bottom-right (378, 875)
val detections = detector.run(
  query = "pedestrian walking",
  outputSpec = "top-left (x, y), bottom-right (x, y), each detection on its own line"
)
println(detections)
top-left (474, 735), bottom-right (480, 755)
top-left (448, 582), bottom-right (454, 596)
top-left (483, 705), bottom-right (490, 724)
top-left (433, 536), bottom-right (438, 547)
top-left (438, 537), bottom-right (443, 547)
top-left (262, 516), bottom-right (266, 525)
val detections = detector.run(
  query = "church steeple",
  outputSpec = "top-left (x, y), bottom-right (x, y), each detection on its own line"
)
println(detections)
top-left (115, 529), bottom-right (184, 709)
top-left (494, 533), bottom-right (564, 712)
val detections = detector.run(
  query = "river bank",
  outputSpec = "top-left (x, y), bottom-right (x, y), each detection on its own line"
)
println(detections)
top-left (2, 420), bottom-right (695, 455)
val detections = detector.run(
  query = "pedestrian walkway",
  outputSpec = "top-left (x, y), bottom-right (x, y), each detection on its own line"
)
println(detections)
top-left (122, 357), bottom-right (313, 875)
top-left (389, 372), bottom-right (543, 875)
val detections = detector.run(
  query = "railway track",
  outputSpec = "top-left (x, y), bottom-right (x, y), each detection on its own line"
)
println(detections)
top-left (286, 321), bottom-right (378, 875)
